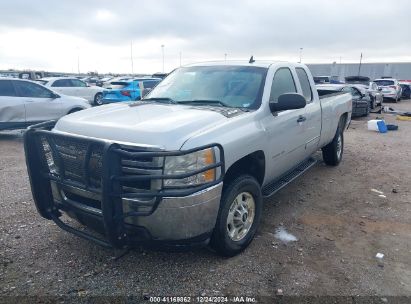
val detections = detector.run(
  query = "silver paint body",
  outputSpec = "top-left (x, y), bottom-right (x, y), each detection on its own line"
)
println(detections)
top-left (51, 61), bottom-right (352, 240)
top-left (0, 78), bottom-right (90, 130)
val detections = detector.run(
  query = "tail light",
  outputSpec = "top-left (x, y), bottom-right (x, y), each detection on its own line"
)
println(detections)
top-left (389, 85), bottom-right (397, 90)
top-left (120, 90), bottom-right (131, 97)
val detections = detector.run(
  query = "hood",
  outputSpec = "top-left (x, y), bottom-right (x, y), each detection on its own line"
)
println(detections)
top-left (54, 102), bottom-right (244, 150)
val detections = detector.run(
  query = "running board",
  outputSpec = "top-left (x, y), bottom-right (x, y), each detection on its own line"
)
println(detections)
top-left (262, 157), bottom-right (317, 198)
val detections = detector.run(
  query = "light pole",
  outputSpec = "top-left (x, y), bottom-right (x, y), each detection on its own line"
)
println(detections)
top-left (76, 46), bottom-right (80, 74)
top-left (224, 53), bottom-right (227, 61)
top-left (179, 51), bottom-right (182, 67)
top-left (299, 48), bottom-right (303, 63)
top-left (130, 41), bottom-right (134, 74)
top-left (161, 44), bottom-right (165, 73)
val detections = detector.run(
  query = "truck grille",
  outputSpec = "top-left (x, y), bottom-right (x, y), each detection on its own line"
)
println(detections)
top-left (38, 134), bottom-right (163, 208)
top-left (39, 135), bottom-right (105, 190)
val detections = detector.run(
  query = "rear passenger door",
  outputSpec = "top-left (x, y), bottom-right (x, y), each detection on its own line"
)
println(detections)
top-left (296, 67), bottom-right (321, 155)
top-left (70, 79), bottom-right (91, 101)
top-left (13, 80), bottom-right (63, 123)
top-left (0, 80), bottom-right (26, 128)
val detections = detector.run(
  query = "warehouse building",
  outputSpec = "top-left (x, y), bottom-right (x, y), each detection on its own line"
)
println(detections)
top-left (307, 62), bottom-right (411, 82)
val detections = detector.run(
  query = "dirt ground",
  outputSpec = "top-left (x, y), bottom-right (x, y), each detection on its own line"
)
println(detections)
top-left (1, 101), bottom-right (411, 303)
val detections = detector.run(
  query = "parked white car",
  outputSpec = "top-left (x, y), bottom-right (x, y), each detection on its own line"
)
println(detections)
top-left (0, 78), bottom-right (90, 131)
top-left (374, 78), bottom-right (402, 102)
top-left (39, 77), bottom-right (105, 105)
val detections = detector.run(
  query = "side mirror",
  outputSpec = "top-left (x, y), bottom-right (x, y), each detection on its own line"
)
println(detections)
top-left (141, 88), bottom-right (152, 98)
top-left (51, 93), bottom-right (60, 99)
top-left (269, 93), bottom-right (306, 112)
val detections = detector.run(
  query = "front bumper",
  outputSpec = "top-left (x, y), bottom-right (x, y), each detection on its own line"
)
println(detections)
top-left (24, 121), bottom-right (225, 248)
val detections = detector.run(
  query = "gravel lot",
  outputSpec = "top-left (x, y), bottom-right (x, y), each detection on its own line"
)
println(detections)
top-left (1, 101), bottom-right (411, 302)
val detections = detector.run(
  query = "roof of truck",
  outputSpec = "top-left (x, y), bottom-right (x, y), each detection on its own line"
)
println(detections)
top-left (185, 60), bottom-right (304, 68)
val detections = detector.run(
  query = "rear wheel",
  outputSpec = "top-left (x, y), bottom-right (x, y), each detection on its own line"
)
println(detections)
top-left (210, 175), bottom-right (263, 256)
top-left (322, 118), bottom-right (344, 166)
top-left (94, 93), bottom-right (103, 106)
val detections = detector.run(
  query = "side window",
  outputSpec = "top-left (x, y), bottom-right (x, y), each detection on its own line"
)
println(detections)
top-left (143, 81), bottom-right (159, 89)
top-left (296, 68), bottom-right (313, 102)
top-left (0, 80), bottom-right (16, 96)
top-left (52, 79), bottom-right (71, 87)
top-left (14, 81), bottom-right (54, 98)
top-left (70, 79), bottom-right (87, 87)
top-left (269, 68), bottom-right (296, 102)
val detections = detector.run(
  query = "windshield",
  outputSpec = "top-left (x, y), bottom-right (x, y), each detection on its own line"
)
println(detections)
top-left (374, 80), bottom-right (394, 86)
top-left (145, 66), bottom-right (268, 109)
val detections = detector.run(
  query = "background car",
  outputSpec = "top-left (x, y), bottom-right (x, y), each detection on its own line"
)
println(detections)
top-left (39, 77), bottom-right (105, 105)
top-left (102, 76), bottom-right (134, 88)
top-left (399, 82), bottom-right (411, 99)
top-left (345, 76), bottom-right (383, 108)
top-left (0, 78), bottom-right (90, 131)
top-left (317, 84), bottom-right (371, 117)
top-left (102, 78), bottom-right (161, 104)
top-left (374, 78), bottom-right (402, 102)
top-left (313, 75), bottom-right (342, 84)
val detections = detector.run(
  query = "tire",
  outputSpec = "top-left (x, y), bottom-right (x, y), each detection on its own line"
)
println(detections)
top-left (94, 93), bottom-right (103, 106)
top-left (322, 118), bottom-right (344, 166)
top-left (363, 102), bottom-right (370, 117)
top-left (210, 175), bottom-right (263, 256)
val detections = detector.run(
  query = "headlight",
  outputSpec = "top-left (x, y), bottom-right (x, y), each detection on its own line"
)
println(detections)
top-left (163, 148), bottom-right (216, 187)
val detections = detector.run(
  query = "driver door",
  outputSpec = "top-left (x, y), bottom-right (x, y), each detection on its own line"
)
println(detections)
top-left (14, 80), bottom-right (63, 123)
top-left (263, 67), bottom-right (309, 182)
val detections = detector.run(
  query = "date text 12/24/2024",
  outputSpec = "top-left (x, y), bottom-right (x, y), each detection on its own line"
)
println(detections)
top-left (149, 296), bottom-right (257, 303)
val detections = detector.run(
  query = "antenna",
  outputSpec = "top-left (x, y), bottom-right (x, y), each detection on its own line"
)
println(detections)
top-left (358, 53), bottom-right (363, 76)
top-left (249, 56), bottom-right (255, 64)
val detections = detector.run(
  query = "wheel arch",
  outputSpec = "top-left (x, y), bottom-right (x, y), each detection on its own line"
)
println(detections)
top-left (67, 107), bottom-right (84, 115)
top-left (223, 151), bottom-right (265, 191)
top-left (339, 112), bottom-right (349, 130)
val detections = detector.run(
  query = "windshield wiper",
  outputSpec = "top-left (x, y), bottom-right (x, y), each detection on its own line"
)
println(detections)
top-left (141, 97), bottom-right (177, 104)
top-left (177, 99), bottom-right (231, 107)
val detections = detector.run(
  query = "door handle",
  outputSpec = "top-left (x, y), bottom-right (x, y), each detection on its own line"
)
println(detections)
top-left (297, 115), bottom-right (306, 123)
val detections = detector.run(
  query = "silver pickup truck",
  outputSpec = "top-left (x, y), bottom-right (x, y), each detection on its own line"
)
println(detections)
top-left (24, 61), bottom-right (352, 256)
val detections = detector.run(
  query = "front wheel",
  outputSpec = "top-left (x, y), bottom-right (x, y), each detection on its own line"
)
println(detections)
top-left (322, 124), bottom-right (344, 166)
top-left (210, 175), bottom-right (263, 256)
top-left (94, 93), bottom-right (103, 106)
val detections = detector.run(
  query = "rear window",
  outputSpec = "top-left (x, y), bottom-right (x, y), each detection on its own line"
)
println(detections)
top-left (142, 80), bottom-right (160, 89)
top-left (296, 68), bottom-right (312, 102)
top-left (108, 81), bottom-right (130, 89)
top-left (374, 80), bottom-right (394, 86)
top-left (0, 80), bottom-right (16, 96)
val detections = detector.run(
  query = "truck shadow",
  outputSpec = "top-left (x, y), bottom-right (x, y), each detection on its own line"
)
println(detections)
top-left (0, 130), bottom-right (25, 141)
